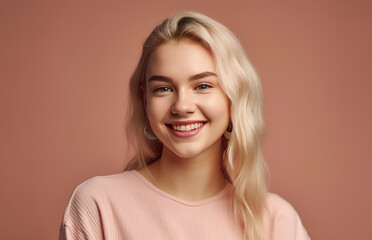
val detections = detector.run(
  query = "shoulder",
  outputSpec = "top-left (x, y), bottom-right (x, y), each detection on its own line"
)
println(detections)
top-left (266, 192), bottom-right (299, 218)
top-left (70, 171), bottom-right (137, 198)
top-left (60, 171), bottom-right (139, 239)
top-left (263, 193), bottom-right (310, 240)
top-left (62, 172), bottom-right (138, 221)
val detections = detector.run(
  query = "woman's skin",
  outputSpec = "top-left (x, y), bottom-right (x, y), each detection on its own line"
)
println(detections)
top-left (138, 39), bottom-right (230, 201)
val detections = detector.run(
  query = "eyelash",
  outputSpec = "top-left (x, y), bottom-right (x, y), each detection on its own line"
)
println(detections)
top-left (153, 84), bottom-right (212, 93)
top-left (154, 87), bottom-right (172, 92)
top-left (195, 84), bottom-right (212, 90)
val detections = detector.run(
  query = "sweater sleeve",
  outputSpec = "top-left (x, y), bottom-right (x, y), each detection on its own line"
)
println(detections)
top-left (268, 194), bottom-right (310, 240)
top-left (59, 179), bottom-right (104, 240)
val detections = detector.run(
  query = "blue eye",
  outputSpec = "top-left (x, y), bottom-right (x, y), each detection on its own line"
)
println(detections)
top-left (155, 87), bottom-right (172, 92)
top-left (196, 84), bottom-right (211, 90)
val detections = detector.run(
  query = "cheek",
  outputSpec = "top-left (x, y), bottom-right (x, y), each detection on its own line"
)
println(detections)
top-left (202, 95), bottom-right (230, 121)
top-left (146, 98), bottom-right (168, 124)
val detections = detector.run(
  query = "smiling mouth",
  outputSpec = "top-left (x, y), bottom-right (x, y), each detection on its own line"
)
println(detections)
top-left (166, 122), bottom-right (206, 132)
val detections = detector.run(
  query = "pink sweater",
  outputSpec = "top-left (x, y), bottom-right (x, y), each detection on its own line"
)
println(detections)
top-left (60, 171), bottom-right (310, 240)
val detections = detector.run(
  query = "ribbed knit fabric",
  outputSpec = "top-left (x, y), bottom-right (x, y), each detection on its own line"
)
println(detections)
top-left (59, 171), bottom-right (310, 240)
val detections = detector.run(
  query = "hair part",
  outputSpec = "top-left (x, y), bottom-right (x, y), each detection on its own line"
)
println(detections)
top-left (124, 11), bottom-right (268, 240)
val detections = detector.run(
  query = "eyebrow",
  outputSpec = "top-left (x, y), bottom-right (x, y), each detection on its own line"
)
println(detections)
top-left (147, 71), bottom-right (218, 83)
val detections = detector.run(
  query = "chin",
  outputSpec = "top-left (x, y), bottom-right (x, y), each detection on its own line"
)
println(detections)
top-left (165, 144), bottom-right (205, 159)
top-left (173, 149), bottom-right (201, 159)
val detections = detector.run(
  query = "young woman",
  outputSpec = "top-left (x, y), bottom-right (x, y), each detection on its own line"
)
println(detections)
top-left (60, 11), bottom-right (310, 240)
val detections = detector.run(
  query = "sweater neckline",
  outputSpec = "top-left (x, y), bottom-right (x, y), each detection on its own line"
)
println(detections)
top-left (132, 170), bottom-right (232, 207)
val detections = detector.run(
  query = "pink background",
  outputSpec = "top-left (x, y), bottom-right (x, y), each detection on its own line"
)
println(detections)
top-left (1, 1), bottom-right (371, 239)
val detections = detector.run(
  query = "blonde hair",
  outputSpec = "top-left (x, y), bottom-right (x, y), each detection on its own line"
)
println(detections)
top-left (125, 11), bottom-right (268, 240)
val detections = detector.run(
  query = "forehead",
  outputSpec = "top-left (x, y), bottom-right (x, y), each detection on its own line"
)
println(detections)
top-left (146, 39), bottom-right (215, 81)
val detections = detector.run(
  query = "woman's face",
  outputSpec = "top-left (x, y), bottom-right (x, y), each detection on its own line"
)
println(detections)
top-left (145, 39), bottom-right (230, 159)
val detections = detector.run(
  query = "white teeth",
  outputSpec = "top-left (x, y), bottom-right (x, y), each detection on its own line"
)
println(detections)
top-left (171, 123), bottom-right (204, 132)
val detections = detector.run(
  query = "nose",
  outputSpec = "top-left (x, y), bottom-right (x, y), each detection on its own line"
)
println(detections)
top-left (171, 90), bottom-right (196, 116)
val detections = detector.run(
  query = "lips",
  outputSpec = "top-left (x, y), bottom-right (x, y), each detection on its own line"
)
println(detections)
top-left (165, 121), bottom-right (207, 138)
top-left (171, 122), bottom-right (204, 132)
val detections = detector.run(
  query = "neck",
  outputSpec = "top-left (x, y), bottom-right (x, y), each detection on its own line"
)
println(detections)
top-left (144, 140), bottom-right (227, 201)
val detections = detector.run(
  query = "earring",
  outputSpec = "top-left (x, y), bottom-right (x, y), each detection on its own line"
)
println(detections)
top-left (224, 122), bottom-right (232, 140)
top-left (144, 126), bottom-right (157, 140)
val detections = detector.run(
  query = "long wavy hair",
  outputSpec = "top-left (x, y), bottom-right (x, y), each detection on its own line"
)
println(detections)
top-left (124, 11), bottom-right (268, 240)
